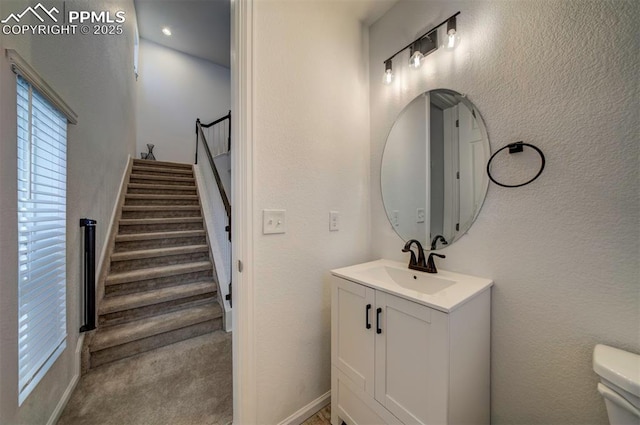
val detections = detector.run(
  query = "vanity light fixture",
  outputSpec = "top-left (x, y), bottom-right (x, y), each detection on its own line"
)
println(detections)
top-left (162, 27), bottom-right (172, 36)
top-left (383, 12), bottom-right (460, 82)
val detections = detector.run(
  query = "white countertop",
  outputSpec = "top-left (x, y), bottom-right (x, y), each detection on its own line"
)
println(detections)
top-left (331, 259), bottom-right (493, 313)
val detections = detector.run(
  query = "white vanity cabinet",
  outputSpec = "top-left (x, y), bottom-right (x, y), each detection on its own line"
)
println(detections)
top-left (330, 260), bottom-right (492, 425)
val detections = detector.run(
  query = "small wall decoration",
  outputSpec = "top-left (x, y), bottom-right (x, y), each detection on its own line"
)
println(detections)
top-left (145, 143), bottom-right (156, 160)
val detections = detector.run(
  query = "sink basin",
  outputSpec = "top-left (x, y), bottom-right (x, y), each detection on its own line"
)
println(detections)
top-left (331, 259), bottom-right (493, 312)
top-left (356, 265), bottom-right (455, 295)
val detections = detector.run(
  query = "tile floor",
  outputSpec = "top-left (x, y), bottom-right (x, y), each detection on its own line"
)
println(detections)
top-left (301, 404), bottom-right (331, 425)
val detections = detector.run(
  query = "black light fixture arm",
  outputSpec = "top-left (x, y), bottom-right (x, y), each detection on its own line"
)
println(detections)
top-left (382, 11), bottom-right (461, 64)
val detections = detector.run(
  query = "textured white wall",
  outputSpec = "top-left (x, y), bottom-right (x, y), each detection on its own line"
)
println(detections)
top-left (252, 1), bottom-right (371, 422)
top-left (136, 39), bottom-right (230, 164)
top-left (0, 1), bottom-right (137, 423)
top-left (370, 1), bottom-right (639, 423)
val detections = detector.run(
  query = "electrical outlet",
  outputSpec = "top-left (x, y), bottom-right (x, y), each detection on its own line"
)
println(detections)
top-left (416, 208), bottom-right (425, 223)
top-left (263, 209), bottom-right (286, 234)
top-left (392, 210), bottom-right (399, 227)
top-left (329, 211), bottom-right (339, 231)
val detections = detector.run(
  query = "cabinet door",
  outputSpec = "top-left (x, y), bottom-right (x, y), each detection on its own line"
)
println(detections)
top-left (332, 277), bottom-right (376, 396)
top-left (374, 292), bottom-right (449, 425)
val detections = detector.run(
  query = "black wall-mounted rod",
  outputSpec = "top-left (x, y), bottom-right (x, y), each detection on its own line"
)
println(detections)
top-left (79, 218), bottom-right (97, 332)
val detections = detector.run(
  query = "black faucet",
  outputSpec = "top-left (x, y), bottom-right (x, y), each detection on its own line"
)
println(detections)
top-left (402, 239), bottom-right (446, 273)
top-left (425, 252), bottom-right (446, 273)
top-left (402, 239), bottom-right (427, 272)
top-left (430, 234), bottom-right (448, 250)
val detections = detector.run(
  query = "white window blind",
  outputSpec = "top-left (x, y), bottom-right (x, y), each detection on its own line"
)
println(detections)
top-left (17, 74), bottom-right (67, 405)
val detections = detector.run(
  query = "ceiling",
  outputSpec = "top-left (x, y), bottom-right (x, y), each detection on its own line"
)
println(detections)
top-left (133, 0), bottom-right (397, 70)
top-left (134, 0), bottom-right (231, 68)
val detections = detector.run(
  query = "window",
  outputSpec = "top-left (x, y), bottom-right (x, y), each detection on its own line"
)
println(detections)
top-left (17, 75), bottom-right (68, 405)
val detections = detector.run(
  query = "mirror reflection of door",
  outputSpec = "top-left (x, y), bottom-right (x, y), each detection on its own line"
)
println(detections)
top-left (430, 92), bottom-right (460, 243)
top-left (458, 104), bottom-right (485, 232)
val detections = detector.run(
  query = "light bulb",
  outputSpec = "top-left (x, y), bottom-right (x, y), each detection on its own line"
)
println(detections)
top-left (383, 59), bottom-right (394, 85)
top-left (446, 29), bottom-right (460, 50)
top-left (444, 16), bottom-right (459, 50)
top-left (383, 69), bottom-right (393, 85)
top-left (409, 50), bottom-right (424, 69)
top-left (162, 27), bottom-right (172, 36)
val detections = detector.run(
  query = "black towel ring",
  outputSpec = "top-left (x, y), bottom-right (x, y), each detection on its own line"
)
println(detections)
top-left (486, 141), bottom-right (545, 188)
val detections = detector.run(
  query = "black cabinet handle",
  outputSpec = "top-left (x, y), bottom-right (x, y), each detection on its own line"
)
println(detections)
top-left (365, 304), bottom-right (372, 329)
top-left (376, 307), bottom-right (382, 334)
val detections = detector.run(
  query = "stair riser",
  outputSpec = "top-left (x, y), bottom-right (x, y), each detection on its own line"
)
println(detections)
top-left (129, 176), bottom-right (195, 186)
top-left (105, 269), bottom-right (213, 297)
top-left (110, 251), bottom-right (210, 273)
top-left (120, 210), bottom-right (201, 219)
top-left (132, 160), bottom-right (193, 170)
top-left (131, 169), bottom-right (194, 178)
top-left (124, 198), bottom-right (200, 206)
top-left (99, 294), bottom-right (216, 327)
top-left (118, 222), bottom-right (204, 234)
top-left (127, 187), bottom-right (198, 195)
top-left (90, 318), bottom-right (222, 368)
top-left (114, 236), bottom-right (207, 252)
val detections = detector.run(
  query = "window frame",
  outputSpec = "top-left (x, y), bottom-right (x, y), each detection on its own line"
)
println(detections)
top-left (7, 49), bottom-right (77, 406)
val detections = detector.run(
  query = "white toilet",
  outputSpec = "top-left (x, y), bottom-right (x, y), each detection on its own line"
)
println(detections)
top-left (593, 344), bottom-right (640, 424)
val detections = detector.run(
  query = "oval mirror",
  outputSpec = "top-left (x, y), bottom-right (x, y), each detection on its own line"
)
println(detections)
top-left (381, 89), bottom-right (490, 250)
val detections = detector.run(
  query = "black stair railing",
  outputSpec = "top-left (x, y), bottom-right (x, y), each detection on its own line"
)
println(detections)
top-left (195, 111), bottom-right (232, 307)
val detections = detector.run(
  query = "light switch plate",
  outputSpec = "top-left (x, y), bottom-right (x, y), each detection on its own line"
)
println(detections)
top-left (416, 208), bottom-right (425, 223)
top-left (329, 211), bottom-right (339, 231)
top-left (263, 209), bottom-right (286, 234)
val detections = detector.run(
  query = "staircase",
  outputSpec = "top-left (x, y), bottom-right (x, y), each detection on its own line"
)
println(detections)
top-left (87, 159), bottom-right (223, 369)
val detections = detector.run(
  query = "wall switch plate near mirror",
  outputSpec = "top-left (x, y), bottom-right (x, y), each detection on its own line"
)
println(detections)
top-left (381, 89), bottom-right (490, 250)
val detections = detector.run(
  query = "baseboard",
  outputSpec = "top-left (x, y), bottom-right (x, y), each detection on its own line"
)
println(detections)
top-left (193, 163), bottom-right (232, 331)
top-left (95, 154), bottom-right (132, 303)
top-left (277, 391), bottom-right (331, 425)
top-left (46, 333), bottom-right (84, 425)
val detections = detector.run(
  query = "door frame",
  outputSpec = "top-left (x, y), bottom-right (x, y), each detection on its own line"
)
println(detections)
top-left (231, 0), bottom-right (256, 422)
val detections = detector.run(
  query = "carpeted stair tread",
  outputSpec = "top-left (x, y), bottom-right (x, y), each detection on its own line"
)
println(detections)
top-left (115, 229), bottom-right (206, 242)
top-left (120, 217), bottom-right (203, 226)
top-left (99, 281), bottom-right (216, 315)
top-left (132, 165), bottom-right (194, 175)
top-left (133, 158), bottom-right (193, 169)
top-left (129, 174), bottom-right (195, 183)
top-left (133, 159), bottom-right (192, 169)
top-left (121, 205), bottom-right (201, 212)
top-left (125, 193), bottom-right (199, 200)
top-left (128, 183), bottom-right (196, 191)
top-left (91, 303), bottom-right (222, 351)
top-left (105, 261), bottom-right (212, 285)
top-left (111, 244), bottom-right (209, 261)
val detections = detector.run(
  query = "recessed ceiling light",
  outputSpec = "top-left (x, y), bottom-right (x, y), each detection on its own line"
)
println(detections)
top-left (162, 27), bottom-right (172, 36)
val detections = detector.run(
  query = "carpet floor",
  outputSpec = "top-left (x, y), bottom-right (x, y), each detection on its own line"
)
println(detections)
top-left (57, 331), bottom-right (232, 425)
